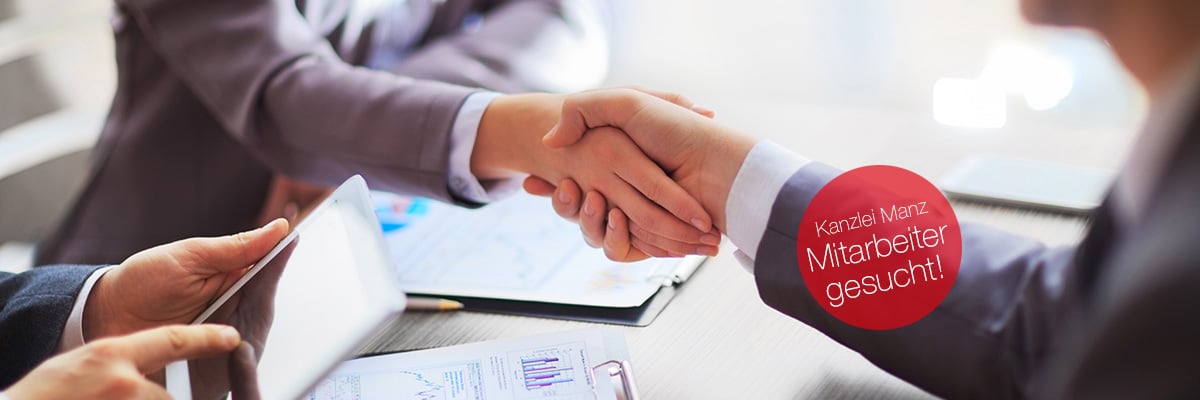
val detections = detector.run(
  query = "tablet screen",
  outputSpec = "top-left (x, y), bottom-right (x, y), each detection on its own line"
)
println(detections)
top-left (184, 199), bottom-right (403, 400)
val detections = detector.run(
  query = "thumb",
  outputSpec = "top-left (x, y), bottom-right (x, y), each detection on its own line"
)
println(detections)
top-left (170, 218), bottom-right (290, 274)
top-left (114, 324), bottom-right (241, 374)
top-left (542, 88), bottom-right (639, 149)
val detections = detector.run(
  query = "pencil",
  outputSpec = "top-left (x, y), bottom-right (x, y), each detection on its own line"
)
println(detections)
top-left (406, 296), bottom-right (465, 311)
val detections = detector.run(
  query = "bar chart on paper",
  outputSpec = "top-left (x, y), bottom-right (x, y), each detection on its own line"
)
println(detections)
top-left (308, 332), bottom-right (621, 400)
top-left (515, 346), bottom-right (583, 393)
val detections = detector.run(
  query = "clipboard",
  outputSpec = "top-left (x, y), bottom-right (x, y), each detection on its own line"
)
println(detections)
top-left (420, 256), bottom-right (707, 326)
top-left (330, 328), bottom-right (640, 400)
top-left (378, 191), bottom-right (709, 325)
top-left (590, 359), bottom-right (641, 400)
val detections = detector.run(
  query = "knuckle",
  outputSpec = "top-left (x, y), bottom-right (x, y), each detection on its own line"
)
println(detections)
top-left (643, 181), bottom-right (664, 203)
top-left (614, 88), bottom-right (644, 109)
top-left (164, 326), bottom-right (191, 353)
top-left (233, 231), bottom-right (253, 257)
top-left (560, 95), bottom-right (580, 114)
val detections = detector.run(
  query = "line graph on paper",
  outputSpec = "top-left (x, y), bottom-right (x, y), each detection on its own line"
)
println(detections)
top-left (308, 361), bottom-right (484, 400)
top-left (380, 192), bottom-right (579, 290)
top-left (374, 191), bottom-right (686, 307)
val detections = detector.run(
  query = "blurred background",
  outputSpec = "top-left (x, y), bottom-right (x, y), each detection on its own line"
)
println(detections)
top-left (0, 0), bottom-right (1143, 270)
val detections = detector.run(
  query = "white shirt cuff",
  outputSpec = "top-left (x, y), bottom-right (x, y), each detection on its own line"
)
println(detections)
top-left (725, 141), bottom-right (809, 272)
top-left (57, 266), bottom-right (114, 352)
top-left (447, 92), bottom-right (523, 204)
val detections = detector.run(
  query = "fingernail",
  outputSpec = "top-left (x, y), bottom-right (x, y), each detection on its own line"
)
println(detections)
top-left (220, 326), bottom-right (241, 346)
top-left (583, 201), bottom-right (595, 217)
top-left (691, 105), bottom-right (715, 116)
top-left (558, 189), bottom-right (570, 204)
top-left (698, 246), bottom-right (720, 257)
top-left (608, 216), bottom-right (617, 230)
top-left (690, 218), bottom-right (711, 232)
top-left (700, 234), bottom-right (721, 246)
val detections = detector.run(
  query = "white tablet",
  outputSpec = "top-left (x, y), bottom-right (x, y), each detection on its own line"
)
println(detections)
top-left (165, 175), bottom-right (406, 400)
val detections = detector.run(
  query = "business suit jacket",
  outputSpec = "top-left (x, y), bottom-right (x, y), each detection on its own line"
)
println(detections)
top-left (36, 0), bottom-right (604, 265)
top-left (753, 116), bottom-right (1200, 397)
top-left (0, 266), bottom-right (102, 388)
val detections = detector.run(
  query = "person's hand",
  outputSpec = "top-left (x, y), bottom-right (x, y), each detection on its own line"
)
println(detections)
top-left (83, 219), bottom-right (290, 342)
top-left (471, 92), bottom-right (722, 261)
top-left (255, 175), bottom-right (331, 226)
top-left (530, 88), bottom-right (759, 257)
top-left (4, 325), bottom-right (241, 399)
top-left (184, 239), bottom-right (293, 400)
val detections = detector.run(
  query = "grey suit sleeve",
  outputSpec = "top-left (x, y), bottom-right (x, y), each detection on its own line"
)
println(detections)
top-left (0, 265), bottom-right (102, 389)
top-left (117, 0), bottom-right (478, 200)
top-left (390, 0), bottom-right (611, 93)
top-left (753, 163), bottom-right (1076, 399)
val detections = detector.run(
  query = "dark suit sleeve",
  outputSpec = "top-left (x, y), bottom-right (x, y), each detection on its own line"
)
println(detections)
top-left (116, 0), bottom-right (479, 200)
top-left (0, 265), bottom-right (102, 389)
top-left (752, 163), bottom-right (1077, 399)
top-left (390, 0), bottom-right (611, 93)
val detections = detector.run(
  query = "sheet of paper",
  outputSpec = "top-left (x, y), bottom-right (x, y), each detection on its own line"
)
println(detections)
top-left (306, 329), bottom-right (632, 400)
top-left (376, 192), bottom-right (703, 307)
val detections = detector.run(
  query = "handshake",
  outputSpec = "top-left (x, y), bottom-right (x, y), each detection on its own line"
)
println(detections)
top-left (4, 87), bottom-right (759, 399)
top-left (476, 87), bottom-right (759, 262)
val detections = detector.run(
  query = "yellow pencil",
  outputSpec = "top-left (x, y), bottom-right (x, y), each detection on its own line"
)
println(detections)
top-left (406, 296), bottom-right (465, 311)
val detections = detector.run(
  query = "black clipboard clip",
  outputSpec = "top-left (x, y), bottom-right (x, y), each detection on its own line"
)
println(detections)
top-left (589, 359), bottom-right (641, 400)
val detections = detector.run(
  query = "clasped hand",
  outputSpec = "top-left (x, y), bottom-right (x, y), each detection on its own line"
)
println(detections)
top-left (523, 88), bottom-right (757, 261)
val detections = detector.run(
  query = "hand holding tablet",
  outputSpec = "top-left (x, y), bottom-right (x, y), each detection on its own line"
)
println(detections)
top-left (167, 175), bottom-right (406, 400)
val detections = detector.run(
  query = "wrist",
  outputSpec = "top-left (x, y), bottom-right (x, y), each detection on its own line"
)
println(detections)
top-left (471, 93), bottom-right (566, 180)
top-left (81, 271), bottom-right (125, 342)
top-left (688, 129), bottom-right (757, 234)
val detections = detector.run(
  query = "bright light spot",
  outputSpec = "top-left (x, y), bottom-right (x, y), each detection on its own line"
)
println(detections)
top-left (1023, 57), bottom-right (1074, 111)
top-left (980, 42), bottom-right (1042, 94)
top-left (933, 78), bottom-right (1007, 128)
top-left (979, 41), bottom-right (1075, 111)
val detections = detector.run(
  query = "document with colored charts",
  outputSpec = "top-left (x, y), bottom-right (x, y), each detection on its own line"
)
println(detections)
top-left (308, 329), bottom-right (632, 400)
top-left (374, 191), bottom-right (704, 308)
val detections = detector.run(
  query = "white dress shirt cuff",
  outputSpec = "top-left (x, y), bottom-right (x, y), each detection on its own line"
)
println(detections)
top-left (447, 92), bottom-right (523, 204)
top-left (725, 141), bottom-right (810, 273)
top-left (57, 266), bottom-right (114, 352)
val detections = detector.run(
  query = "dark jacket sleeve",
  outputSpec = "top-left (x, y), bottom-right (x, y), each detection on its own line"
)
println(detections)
top-left (752, 162), bottom-right (1077, 399)
top-left (115, 0), bottom-right (479, 199)
top-left (0, 265), bottom-right (102, 389)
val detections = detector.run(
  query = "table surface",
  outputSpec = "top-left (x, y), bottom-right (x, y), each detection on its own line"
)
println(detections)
top-left (361, 199), bottom-right (1087, 399)
top-left (358, 98), bottom-right (1097, 399)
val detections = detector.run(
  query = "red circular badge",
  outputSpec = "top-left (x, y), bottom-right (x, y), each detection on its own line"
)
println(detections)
top-left (796, 165), bottom-right (961, 330)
